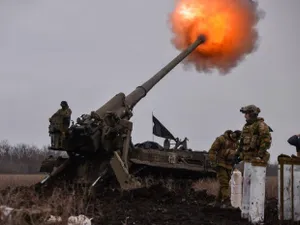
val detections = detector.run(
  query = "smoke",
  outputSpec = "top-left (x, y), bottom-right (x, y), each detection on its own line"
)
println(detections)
top-left (168, 0), bottom-right (265, 74)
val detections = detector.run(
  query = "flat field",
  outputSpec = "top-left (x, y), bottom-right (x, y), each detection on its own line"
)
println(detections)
top-left (0, 174), bottom-right (45, 189)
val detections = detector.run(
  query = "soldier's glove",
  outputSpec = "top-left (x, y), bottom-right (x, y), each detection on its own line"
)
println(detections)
top-left (233, 154), bottom-right (241, 164)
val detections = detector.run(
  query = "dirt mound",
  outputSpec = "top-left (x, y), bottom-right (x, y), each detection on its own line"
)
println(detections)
top-left (0, 184), bottom-right (297, 225)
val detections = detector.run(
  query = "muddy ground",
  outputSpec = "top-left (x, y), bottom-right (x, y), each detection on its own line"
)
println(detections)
top-left (0, 184), bottom-right (295, 225)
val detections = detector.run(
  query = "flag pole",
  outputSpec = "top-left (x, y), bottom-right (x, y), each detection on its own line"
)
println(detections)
top-left (152, 111), bottom-right (154, 141)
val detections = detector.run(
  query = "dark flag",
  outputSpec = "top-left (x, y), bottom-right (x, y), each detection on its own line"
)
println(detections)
top-left (152, 114), bottom-right (175, 140)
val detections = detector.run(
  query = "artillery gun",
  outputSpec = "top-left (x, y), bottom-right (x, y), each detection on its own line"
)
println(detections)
top-left (37, 35), bottom-right (216, 195)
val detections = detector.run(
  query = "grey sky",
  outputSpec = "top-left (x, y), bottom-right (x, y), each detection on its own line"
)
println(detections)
top-left (0, 0), bottom-right (299, 163)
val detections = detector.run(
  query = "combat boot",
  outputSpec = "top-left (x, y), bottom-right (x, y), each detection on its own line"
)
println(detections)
top-left (208, 199), bottom-right (221, 208)
top-left (220, 198), bottom-right (234, 209)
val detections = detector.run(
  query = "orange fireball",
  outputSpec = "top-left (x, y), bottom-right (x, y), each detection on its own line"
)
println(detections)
top-left (169, 0), bottom-right (264, 74)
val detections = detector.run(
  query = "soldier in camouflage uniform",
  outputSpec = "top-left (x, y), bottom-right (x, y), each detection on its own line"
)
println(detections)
top-left (208, 129), bottom-right (242, 208)
top-left (235, 105), bottom-right (272, 164)
top-left (287, 134), bottom-right (300, 157)
top-left (49, 101), bottom-right (72, 149)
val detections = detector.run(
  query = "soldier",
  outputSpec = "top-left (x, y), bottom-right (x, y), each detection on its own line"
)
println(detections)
top-left (179, 137), bottom-right (188, 150)
top-left (49, 101), bottom-right (72, 149)
top-left (208, 129), bottom-right (242, 208)
top-left (163, 138), bottom-right (170, 149)
top-left (235, 104), bottom-right (272, 164)
top-left (174, 138), bottom-right (181, 149)
top-left (287, 134), bottom-right (300, 157)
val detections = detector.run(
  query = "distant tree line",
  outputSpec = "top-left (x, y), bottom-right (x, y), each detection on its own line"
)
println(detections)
top-left (0, 139), bottom-right (279, 176)
top-left (0, 140), bottom-right (65, 174)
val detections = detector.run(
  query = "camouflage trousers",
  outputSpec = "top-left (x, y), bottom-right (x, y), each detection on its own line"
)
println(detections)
top-left (50, 128), bottom-right (67, 149)
top-left (50, 133), bottom-right (63, 149)
top-left (216, 166), bottom-right (232, 202)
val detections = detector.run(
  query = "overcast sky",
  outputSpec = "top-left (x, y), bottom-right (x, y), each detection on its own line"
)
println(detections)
top-left (0, 0), bottom-right (299, 163)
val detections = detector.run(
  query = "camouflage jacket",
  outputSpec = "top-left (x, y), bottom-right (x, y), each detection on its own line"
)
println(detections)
top-left (208, 130), bottom-right (239, 170)
top-left (50, 108), bottom-right (72, 127)
top-left (237, 117), bottom-right (272, 161)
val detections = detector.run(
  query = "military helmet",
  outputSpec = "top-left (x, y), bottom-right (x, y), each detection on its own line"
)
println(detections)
top-left (240, 104), bottom-right (260, 115)
top-left (232, 130), bottom-right (242, 138)
top-left (60, 101), bottom-right (68, 107)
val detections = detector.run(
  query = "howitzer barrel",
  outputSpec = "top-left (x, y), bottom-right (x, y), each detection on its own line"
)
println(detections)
top-left (125, 35), bottom-right (206, 109)
top-left (95, 34), bottom-right (206, 119)
top-left (66, 35), bottom-right (206, 153)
